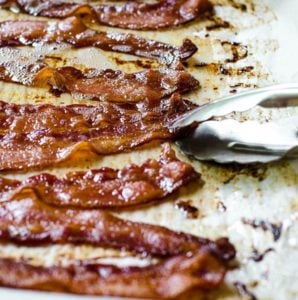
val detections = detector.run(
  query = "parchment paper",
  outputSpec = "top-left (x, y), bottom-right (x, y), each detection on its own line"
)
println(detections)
top-left (0, 1), bottom-right (297, 299)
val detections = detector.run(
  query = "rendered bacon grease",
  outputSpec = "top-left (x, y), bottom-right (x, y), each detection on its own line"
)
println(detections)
top-left (0, 145), bottom-right (200, 208)
top-left (0, 63), bottom-right (199, 101)
top-left (0, 0), bottom-right (213, 30)
top-left (0, 16), bottom-right (198, 63)
top-left (0, 94), bottom-right (196, 171)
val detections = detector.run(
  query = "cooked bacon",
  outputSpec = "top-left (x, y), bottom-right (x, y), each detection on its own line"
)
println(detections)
top-left (0, 62), bottom-right (199, 101)
top-left (0, 0), bottom-right (212, 30)
top-left (0, 94), bottom-right (195, 171)
top-left (0, 190), bottom-right (236, 260)
top-left (0, 145), bottom-right (200, 208)
top-left (94, 0), bottom-right (213, 30)
top-left (0, 249), bottom-right (229, 298)
top-left (52, 67), bottom-right (199, 101)
top-left (0, 16), bottom-right (198, 63)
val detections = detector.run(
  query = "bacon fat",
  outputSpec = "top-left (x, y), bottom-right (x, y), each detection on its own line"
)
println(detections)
top-left (0, 94), bottom-right (196, 171)
top-left (0, 0), bottom-right (212, 30)
top-left (0, 145), bottom-right (200, 208)
top-left (0, 16), bottom-right (198, 63)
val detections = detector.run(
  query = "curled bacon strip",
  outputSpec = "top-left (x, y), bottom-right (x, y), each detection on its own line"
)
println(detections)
top-left (0, 145), bottom-right (200, 208)
top-left (0, 250), bottom-right (228, 298)
top-left (0, 94), bottom-right (195, 171)
top-left (0, 0), bottom-right (212, 30)
top-left (0, 62), bottom-right (199, 102)
top-left (0, 16), bottom-right (198, 63)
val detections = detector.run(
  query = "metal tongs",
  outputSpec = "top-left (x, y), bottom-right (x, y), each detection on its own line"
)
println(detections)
top-left (172, 83), bottom-right (298, 164)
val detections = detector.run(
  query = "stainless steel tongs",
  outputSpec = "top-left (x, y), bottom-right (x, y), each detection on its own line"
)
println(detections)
top-left (172, 83), bottom-right (298, 164)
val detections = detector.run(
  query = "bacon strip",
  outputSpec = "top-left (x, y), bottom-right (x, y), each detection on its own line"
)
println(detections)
top-left (0, 62), bottom-right (199, 101)
top-left (0, 250), bottom-right (228, 298)
top-left (0, 192), bottom-right (236, 260)
top-left (0, 94), bottom-right (195, 171)
top-left (0, 145), bottom-right (200, 208)
top-left (0, 0), bottom-right (212, 30)
top-left (0, 16), bottom-right (198, 63)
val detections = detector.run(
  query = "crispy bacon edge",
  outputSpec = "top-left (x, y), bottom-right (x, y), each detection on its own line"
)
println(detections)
top-left (0, 0), bottom-right (212, 30)
top-left (0, 16), bottom-right (198, 63)
top-left (0, 144), bottom-right (200, 208)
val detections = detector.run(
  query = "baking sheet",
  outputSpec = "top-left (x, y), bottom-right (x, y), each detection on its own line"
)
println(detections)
top-left (0, 0), bottom-right (298, 299)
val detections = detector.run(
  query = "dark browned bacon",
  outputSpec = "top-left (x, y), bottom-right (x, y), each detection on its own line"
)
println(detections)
top-left (0, 62), bottom-right (199, 101)
top-left (0, 94), bottom-right (196, 171)
top-left (0, 16), bottom-right (198, 63)
top-left (0, 0), bottom-right (212, 30)
top-left (0, 249), bottom-right (229, 298)
top-left (0, 145), bottom-right (200, 208)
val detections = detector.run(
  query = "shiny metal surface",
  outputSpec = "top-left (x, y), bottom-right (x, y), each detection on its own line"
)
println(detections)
top-left (177, 117), bottom-right (298, 164)
top-left (172, 83), bottom-right (298, 129)
top-left (175, 84), bottom-right (298, 163)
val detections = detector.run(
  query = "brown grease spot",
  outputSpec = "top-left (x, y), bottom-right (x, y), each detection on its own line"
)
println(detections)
top-left (114, 57), bottom-right (154, 69)
top-left (226, 0), bottom-right (247, 12)
top-left (242, 218), bottom-right (282, 242)
top-left (221, 41), bottom-right (248, 63)
top-left (223, 165), bottom-right (267, 184)
top-left (234, 281), bottom-right (257, 300)
top-left (250, 281), bottom-right (259, 288)
top-left (230, 83), bottom-right (258, 89)
top-left (206, 15), bottom-right (232, 31)
top-left (216, 0), bottom-right (255, 12)
top-left (217, 201), bottom-right (227, 212)
top-left (249, 248), bottom-right (274, 262)
top-left (175, 200), bottom-right (199, 219)
top-left (194, 51), bottom-right (252, 76)
top-left (220, 65), bottom-right (254, 76)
